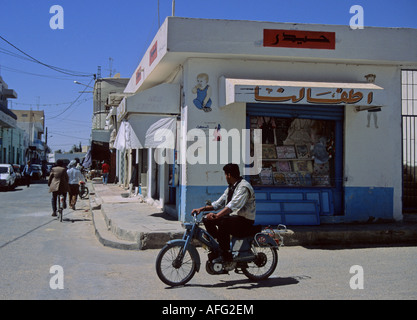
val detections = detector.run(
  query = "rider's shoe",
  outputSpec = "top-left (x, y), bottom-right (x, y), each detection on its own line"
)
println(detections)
top-left (213, 251), bottom-right (233, 264)
top-left (208, 251), bottom-right (219, 261)
top-left (51, 212), bottom-right (57, 217)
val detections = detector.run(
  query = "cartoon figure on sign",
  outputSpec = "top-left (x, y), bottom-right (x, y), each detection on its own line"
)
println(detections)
top-left (192, 73), bottom-right (212, 112)
top-left (367, 108), bottom-right (381, 129)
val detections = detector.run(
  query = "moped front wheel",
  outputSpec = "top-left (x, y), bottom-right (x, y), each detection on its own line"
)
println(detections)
top-left (156, 243), bottom-right (197, 287)
top-left (242, 245), bottom-right (278, 281)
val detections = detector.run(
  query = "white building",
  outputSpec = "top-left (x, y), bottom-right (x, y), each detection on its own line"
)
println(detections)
top-left (0, 76), bottom-right (26, 165)
top-left (113, 17), bottom-right (417, 225)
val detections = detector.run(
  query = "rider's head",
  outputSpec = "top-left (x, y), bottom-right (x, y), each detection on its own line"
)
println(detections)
top-left (223, 163), bottom-right (240, 185)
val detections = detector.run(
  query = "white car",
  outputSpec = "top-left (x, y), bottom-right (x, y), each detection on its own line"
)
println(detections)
top-left (0, 164), bottom-right (16, 190)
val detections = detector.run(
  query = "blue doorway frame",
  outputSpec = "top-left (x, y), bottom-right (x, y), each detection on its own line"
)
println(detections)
top-left (246, 103), bottom-right (344, 225)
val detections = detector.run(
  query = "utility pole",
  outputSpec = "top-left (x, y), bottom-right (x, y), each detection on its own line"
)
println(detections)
top-left (108, 57), bottom-right (114, 77)
top-left (158, 0), bottom-right (176, 27)
top-left (95, 66), bottom-right (102, 129)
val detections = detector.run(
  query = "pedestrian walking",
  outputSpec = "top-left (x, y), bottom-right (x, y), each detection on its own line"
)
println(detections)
top-left (48, 159), bottom-right (69, 217)
top-left (22, 160), bottom-right (32, 187)
top-left (102, 161), bottom-right (110, 185)
top-left (67, 160), bottom-right (84, 210)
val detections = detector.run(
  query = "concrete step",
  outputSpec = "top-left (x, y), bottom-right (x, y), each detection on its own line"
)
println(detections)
top-left (91, 204), bottom-right (140, 250)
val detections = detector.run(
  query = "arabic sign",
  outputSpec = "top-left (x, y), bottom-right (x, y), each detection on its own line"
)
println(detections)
top-left (254, 86), bottom-right (372, 105)
top-left (234, 85), bottom-right (382, 106)
top-left (264, 29), bottom-right (336, 50)
top-left (149, 41), bottom-right (158, 66)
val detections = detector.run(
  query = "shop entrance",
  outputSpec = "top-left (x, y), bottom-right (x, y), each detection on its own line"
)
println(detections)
top-left (247, 103), bottom-right (344, 225)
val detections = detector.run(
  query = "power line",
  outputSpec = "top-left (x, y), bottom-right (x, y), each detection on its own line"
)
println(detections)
top-left (13, 98), bottom-right (91, 108)
top-left (49, 132), bottom-right (90, 140)
top-left (0, 35), bottom-right (95, 78)
top-left (48, 78), bottom-right (94, 120)
top-left (0, 64), bottom-right (77, 80)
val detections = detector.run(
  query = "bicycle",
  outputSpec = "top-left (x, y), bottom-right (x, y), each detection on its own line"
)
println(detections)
top-left (57, 193), bottom-right (65, 222)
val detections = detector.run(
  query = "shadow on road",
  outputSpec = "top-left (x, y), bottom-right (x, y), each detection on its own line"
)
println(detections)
top-left (166, 275), bottom-right (311, 290)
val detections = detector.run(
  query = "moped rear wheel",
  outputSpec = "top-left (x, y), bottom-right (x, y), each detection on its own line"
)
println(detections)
top-left (156, 243), bottom-right (197, 287)
top-left (242, 245), bottom-right (278, 281)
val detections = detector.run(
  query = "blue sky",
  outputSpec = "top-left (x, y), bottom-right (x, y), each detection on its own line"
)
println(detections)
top-left (0, 0), bottom-right (416, 153)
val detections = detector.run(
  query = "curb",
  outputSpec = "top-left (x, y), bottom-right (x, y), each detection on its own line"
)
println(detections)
top-left (91, 208), bottom-right (141, 250)
top-left (88, 182), bottom-right (183, 250)
top-left (88, 182), bottom-right (141, 250)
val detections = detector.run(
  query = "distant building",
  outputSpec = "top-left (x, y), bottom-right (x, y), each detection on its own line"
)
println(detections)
top-left (0, 76), bottom-right (26, 164)
top-left (48, 151), bottom-right (86, 165)
top-left (13, 109), bottom-right (45, 163)
top-left (90, 76), bottom-right (130, 182)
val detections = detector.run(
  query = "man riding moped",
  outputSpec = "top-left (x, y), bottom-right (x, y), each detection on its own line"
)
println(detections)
top-left (192, 163), bottom-right (256, 263)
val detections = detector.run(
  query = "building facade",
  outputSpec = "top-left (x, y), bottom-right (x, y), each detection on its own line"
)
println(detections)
top-left (113, 17), bottom-right (417, 225)
top-left (12, 109), bottom-right (45, 164)
top-left (0, 76), bottom-right (25, 164)
top-left (90, 76), bottom-right (129, 182)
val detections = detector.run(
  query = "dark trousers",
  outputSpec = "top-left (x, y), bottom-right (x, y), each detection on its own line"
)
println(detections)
top-left (25, 175), bottom-right (31, 187)
top-left (68, 184), bottom-right (79, 207)
top-left (203, 215), bottom-right (254, 255)
top-left (51, 191), bottom-right (66, 213)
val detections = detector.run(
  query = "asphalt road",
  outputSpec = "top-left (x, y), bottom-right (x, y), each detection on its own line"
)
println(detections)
top-left (1, 181), bottom-right (417, 300)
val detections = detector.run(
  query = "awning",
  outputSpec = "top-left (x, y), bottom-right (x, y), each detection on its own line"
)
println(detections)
top-left (219, 77), bottom-right (385, 110)
top-left (82, 148), bottom-right (92, 168)
top-left (113, 121), bottom-right (143, 151)
top-left (114, 115), bottom-right (176, 150)
top-left (144, 117), bottom-right (176, 149)
top-left (91, 129), bottom-right (111, 143)
top-left (0, 107), bottom-right (17, 128)
top-left (117, 83), bottom-right (180, 121)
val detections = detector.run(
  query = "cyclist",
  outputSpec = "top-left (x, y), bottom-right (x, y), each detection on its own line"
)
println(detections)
top-left (191, 163), bottom-right (256, 263)
top-left (48, 159), bottom-right (69, 217)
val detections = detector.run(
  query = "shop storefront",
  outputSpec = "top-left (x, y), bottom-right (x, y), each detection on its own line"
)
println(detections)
top-left (119, 17), bottom-right (417, 225)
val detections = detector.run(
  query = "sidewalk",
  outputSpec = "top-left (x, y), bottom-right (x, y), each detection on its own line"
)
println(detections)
top-left (88, 182), bottom-right (417, 250)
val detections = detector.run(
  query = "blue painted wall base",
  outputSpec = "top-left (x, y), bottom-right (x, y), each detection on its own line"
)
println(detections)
top-left (178, 185), bottom-right (395, 225)
top-left (344, 187), bottom-right (394, 222)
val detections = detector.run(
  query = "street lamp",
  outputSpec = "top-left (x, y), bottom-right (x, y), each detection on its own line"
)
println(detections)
top-left (74, 81), bottom-right (94, 88)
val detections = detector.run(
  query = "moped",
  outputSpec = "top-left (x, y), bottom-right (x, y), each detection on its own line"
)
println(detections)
top-left (79, 181), bottom-right (89, 199)
top-left (155, 209), bottom-right (286, 287)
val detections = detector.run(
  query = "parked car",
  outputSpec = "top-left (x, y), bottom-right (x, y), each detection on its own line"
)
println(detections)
top-left (0, 164), bottom-right (16, 190)
top-left (12, 164), bottom-right (23, 185)
top-left (46, 164), bottom-right (53, 176)
top-left (31, 164), bottom-right (43, 180)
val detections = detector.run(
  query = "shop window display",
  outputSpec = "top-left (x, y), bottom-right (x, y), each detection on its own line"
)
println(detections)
top-left (250, 116), bottom-right (336, 187)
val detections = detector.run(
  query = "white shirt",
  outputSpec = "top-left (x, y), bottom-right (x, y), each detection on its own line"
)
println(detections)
top-left (67, 167), bottom-right (84, 185)
top-left (211, 179), bottom-right (256, 221)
